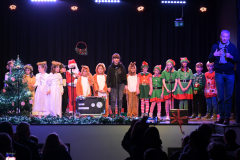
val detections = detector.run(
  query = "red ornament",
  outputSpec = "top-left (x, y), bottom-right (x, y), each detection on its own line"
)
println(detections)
top-left (21, 101), bottom-right (25, 106)
top-left (11, 77), bottom-right (15, 82)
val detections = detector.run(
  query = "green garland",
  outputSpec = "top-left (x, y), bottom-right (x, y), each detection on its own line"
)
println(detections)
top-left (0, 115), bottom-right (136, 125)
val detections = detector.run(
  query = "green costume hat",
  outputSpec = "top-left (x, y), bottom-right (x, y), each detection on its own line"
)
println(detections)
top-left (180, 57), bottom-right (190, 63)
top-left (166, 59), bottom-right (176, 66)
top-left (154, 65), bottom-right (162, 72)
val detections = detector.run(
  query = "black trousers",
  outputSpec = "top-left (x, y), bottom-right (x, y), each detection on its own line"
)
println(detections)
top-left (192, 94), bottom-right (204, 115)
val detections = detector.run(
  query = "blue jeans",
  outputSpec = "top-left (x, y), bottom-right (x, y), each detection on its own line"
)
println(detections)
top-left (206, 97), bottom-right (218, 114)
top-left (215, 73), bottom-right (235, 119)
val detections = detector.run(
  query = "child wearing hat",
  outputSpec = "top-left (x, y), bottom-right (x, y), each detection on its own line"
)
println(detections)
top-left (191, 62), bottom-right (206, 119)
top-left (126, 62), bottom-right (139, 117)
top-left (76, 65), bottom-right (94, 97)
top-left (93, 63), bottom-right (109, 117)
top-left (149, 65), bottom-right (164, 119)
top-left (60, 63), bottom-right (68, 116)
top-left (136, 61), bottom-right (153, 117)
top-left (161, 59), bottom-right (179, 120)
top-left (176, 57), bottom-right (193, 109)
top-left (23, 64), bottom-right (36, 114)
top-left (203, 61), bottom-right (218, 120)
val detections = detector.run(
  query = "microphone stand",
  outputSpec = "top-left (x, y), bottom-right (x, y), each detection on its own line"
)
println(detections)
top-left (17, 67), bottom-right (24, 117)
top-left (170, 67), bottom-right (173, 119)
top-left (115, 67), bottom-right (119, 117)
top-left (69, 67), bottom-right (75, 117)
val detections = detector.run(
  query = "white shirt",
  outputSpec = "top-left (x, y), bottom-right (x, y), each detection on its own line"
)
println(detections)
top-left (127, 75), bottom-right (138, 92)
top-left (81, 76), bottom-right (90, 96)
top-left (97, 75), bottom-right (107, 99)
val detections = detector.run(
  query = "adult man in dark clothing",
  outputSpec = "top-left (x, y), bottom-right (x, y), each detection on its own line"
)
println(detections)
top-left (107, 53), bottom-right (127, 117)
top-left (208, 30), bottom-right (240, 125)
top-left (16, 122), bottom-right (41, 160)
top-left (0, 122), bottom-right (32, 160)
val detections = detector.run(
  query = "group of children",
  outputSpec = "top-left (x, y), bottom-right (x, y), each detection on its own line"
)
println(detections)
top-left (4, 54), bottom-right (218, 120)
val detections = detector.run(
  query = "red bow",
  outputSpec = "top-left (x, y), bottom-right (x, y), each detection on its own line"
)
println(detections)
top-left (142, 61), bottom-right (148, 66)
top-left (170, 109), bottom-right (188, 134)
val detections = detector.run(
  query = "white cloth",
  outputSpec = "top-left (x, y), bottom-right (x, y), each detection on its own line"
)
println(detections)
top-left (127, 75), bottom-right (138, 92)
top-left (33, 73), bottom-right (49, 115)
top-left (81, 76), bottom-right (90, 97)
top-left (97, 75), bottom-right (107, 99)
top-left (46, 73), bottom-right (63, 117)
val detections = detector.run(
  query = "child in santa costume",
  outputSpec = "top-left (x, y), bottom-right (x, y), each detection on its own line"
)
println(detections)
top-left (66, 59), bottom-right (81, 116)
top-left (175, 57), bottom-right (193, 109)
top-left (33, 61), bottom-right (49, 116)
top-left (60, 63), bottom-right (68, 116)
top-left (23, 64), bottom-right (36, 114)
top-left (161, 59), bottom-right (179, 120)
top-left (203, 61), bottom-right (218, 120)
top-left (136, 61), bottom-right (153, 117)
top-left (4, 60), bottom-right (14, 87)
top-left (76, 65), bottom-right (94, 97)
top-left (149, 65), bottom-right (164, 119)
top-left (46, 61), bottom-right (63, 117)
top-left (126, 62), bottom-right (139, 117)
top-left (93, 63), bottom-right (109, 117)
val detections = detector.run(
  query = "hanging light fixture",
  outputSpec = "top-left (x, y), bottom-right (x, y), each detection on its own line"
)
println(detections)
top-left (9, 5), bottom-right (17, 10)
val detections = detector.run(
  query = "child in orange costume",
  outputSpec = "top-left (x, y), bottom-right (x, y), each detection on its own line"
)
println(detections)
top-left (76, 65), bottom-right (94, 97)
top-left (93, 63), bottom-right (109, 117)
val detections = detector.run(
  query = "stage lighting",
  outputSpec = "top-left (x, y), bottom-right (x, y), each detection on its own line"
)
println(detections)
top-left (137, 6), bottom-right (144, 12)
top-left (9, 5), bottom-right (17, 10)
top-left (95, 0), bottom-right (120, 3)
top-left (31, 0), bottom-right (56, 2)
top-left (200, 7), bottom-right (207, 12)
top-left (71, 6), bottom-right (78, 11)
top-left (161, 1), bottom-right (186, 4)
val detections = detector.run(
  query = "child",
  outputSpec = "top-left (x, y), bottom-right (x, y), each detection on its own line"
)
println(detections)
top-left (191, 62), bottom-right (206, 119)
top-left (204, 61), bottom-right (218, 120)
top-left (106, 53), bottom-right (127, 117)
top-left (93, 63), bottom-right (109, 117)
top-left (176, 58), bottom-right (193, 109)
top-left (136, 61), bottom-right (153, 117)
top-left (149, 65), bottom-right (164, 119)
top-left (47, 61), bottom-right (63, 117)
top-left (5, 60), bottom-right (14, 86)
top-left (33, 61), bottom-right (49, 116)
top-left (23, 64), bottom-right (36, 114)
top-left (60, 64), bottom-right (68, 116)
top-left (126, 62), bottom-right (138, 117)
top-left (161, 59), bottom-right (179, 120)
top-left (76, 65), bottom-right (94, 97)
top-left (66, 59), bottom-right (81, 116)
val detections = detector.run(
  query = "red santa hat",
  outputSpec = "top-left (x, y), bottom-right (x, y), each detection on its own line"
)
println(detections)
top-left (68, 59), bottom-right (79, 73)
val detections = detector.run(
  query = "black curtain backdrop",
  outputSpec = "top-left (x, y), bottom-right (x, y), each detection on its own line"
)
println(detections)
top-left (0, 0), bottom-right (237, 115)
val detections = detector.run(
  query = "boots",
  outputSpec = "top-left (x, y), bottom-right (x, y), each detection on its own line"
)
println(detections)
top-left (203, 113), bottom-right (211, 119)
top-left (190, 113), bottom-right (196, 119)
top-left (211, 114), bottom-right (217, 120)
top-left (196, 114), bottom-right (202, 120)
top-left (223, 118), bottom-right (230, 125)
top-left (214, 118), bottom-right (224, 124)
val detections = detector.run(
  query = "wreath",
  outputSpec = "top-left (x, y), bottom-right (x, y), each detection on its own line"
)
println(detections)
top-left (75, 41), bottom-right (88, 56)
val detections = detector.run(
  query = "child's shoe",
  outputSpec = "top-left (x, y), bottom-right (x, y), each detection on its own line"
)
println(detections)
top-left (211, 114), bottom-right (217, 120)
top-left (190, 113), bottom-right (196, 119)
top-left (203, 113), bottom-right (211, 119)
top-left (196, 114), bottom-right (201, 120)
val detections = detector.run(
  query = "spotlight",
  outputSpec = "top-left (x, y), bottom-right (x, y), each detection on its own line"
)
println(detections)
top-left (71, 6), bottom-right (78, 11)
top-left (200, 7), bottom-right (207, 12)
top-left (161, 1), bottom-right (186, 4)
top-left (137, 6), bottom-right (144, 12)
top-left (9, 5), bottom-right (17, 10)
top-left (31, 0), bottom-right (56, 2)
top-left (95, 0), bottom-right (120, 3)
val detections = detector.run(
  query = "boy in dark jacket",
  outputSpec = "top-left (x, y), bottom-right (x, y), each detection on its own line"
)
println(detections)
top-left (107, 53), bottom-right (127, 117)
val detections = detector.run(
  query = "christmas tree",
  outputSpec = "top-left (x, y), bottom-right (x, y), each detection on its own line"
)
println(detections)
top-left (0, 55), bottom-right (33, 116)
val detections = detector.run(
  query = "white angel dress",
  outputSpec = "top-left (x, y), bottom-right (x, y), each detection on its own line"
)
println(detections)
top-left (46, 73), bottom-right (63, 117)
top-left (33, 73), bottom-right (49, 116)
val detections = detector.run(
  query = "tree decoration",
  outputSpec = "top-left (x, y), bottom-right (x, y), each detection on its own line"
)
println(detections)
top-left (75, 41), bottom-right (88, 56)
top-left (0, 55), bottom-right (33, 116)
